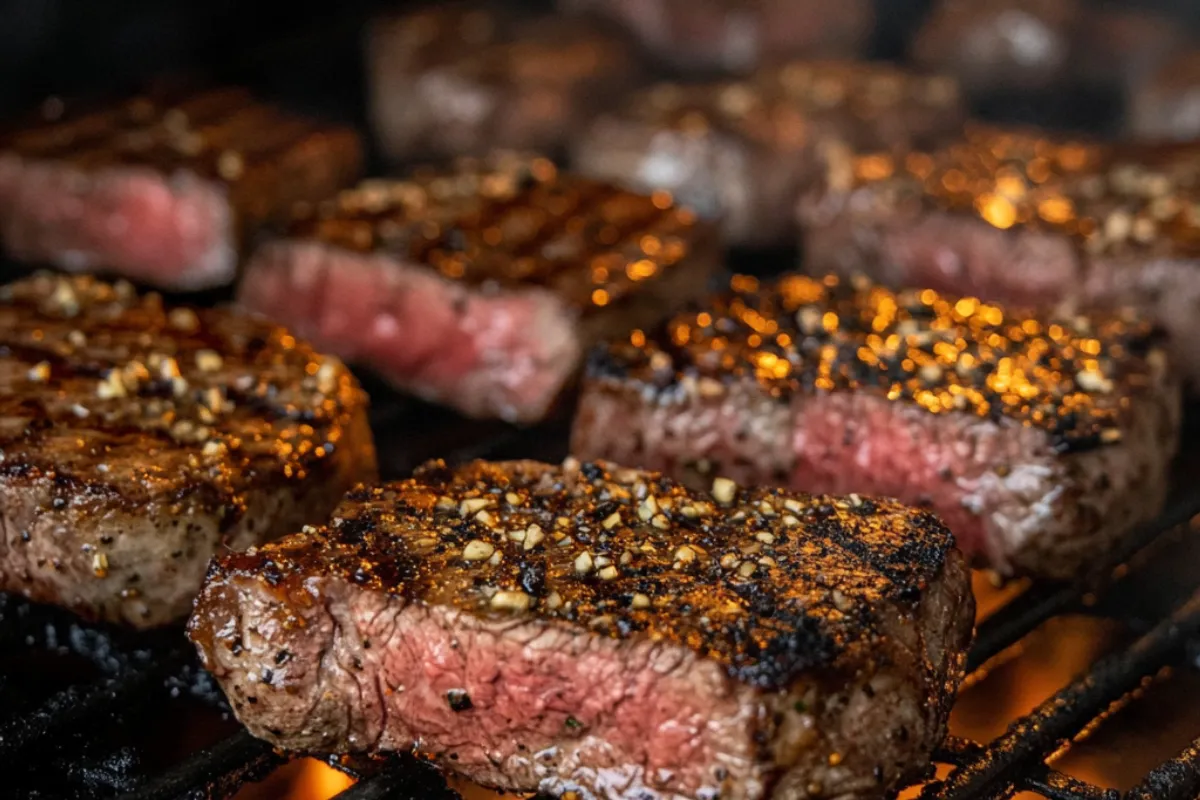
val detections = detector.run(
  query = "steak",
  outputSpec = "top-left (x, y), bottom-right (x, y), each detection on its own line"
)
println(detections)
top-left (911, 0), bottom-right (1080, 93)
top-left (560, 0), bottom-right (875, 75)
top-left (572, 273), bottom-right (1180, 579)
top-left (368, 4), bottom-right (642, 165)
top-left (0, 85), bottom-right (363, 290)
top-left (238, 153), bottom-right (721, 423)
top-left (0, 272), bottom-right (376, 627)
top-left (571, 62), bottom-right (963, 246)
top-left (1129, 49), bottom-right (1200, 142)
top-left (797, 127), bottom-right (1200, 389)
top-left (189, 458), bottom-right (974, 800)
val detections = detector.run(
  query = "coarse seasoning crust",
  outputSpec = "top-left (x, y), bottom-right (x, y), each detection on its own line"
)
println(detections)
top-left (590, 273), bottom-right (1162, 453)
top-left (831, 125), bottom-right (1200, 259)
top-left (0, 272), bottom-right (367, 517)
top-left (287, 153), bottom-right (714, 312)
top-left (212, 458), bottom-right (957, 690)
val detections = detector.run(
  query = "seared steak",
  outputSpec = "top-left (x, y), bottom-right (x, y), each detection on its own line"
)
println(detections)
top-left (572, 62), bottom-right (963, 246)
top-left (0, 273), bottom-right (375, 627)
top-left (189, 458), bottom-right (974, 800)
top-left (239, 154), bottom-right (721, 423)
top-left (560, 0), bottom-right (875, 74)
top-left (573, 273), bottom-right (1180, 579)
top-left (368, 4), bottom-right (641, 165)
top-left (0, 85), bottom-right (362, 290)
top-left (1129, 49), bottom-right (1200, 142)
top-left (797, 127), bottom-right (1200, 389)
top-left (911, 0), bottom-right (1080, 93)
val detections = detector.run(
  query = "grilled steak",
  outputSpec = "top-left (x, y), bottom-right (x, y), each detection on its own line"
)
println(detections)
top-left (573, 274), bottom-right (1180, 579)
top-left (560, 0), bottom-right (875, 74)
top-left (0, 273), bottom-right (375, 627)
top-left (368, 4), bottom-right (641, 165)
top-left (189, 457), bottom-right (974, 800)
top-left (238, 154), bottom-right (721, 423)
top-left (911, 0), bottom-right (1079, 93)
top-left (797, 127), bottom-right (1200, 389)
top-left (0, 85), bottom-right (362, 290)
top-left (1129, 49), bottom-right (1200, 142)
top-left (571, 62), bottom-right (963, 246)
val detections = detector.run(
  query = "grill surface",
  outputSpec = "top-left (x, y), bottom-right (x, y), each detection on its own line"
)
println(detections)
top-left (0, 390), bottom-right (1197, 800)
top-left (3, 1), bottom-right (1200, 798)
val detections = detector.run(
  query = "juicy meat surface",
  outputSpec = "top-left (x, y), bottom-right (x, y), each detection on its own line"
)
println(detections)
top-left (189, 458), bottom-right (974, 800)
top-left (797, 126), bottom-right (1200, 389)
top-left (239, 154), bottom-right (721, 423)
top-left (572, 62), bottom-right (963, 246)
top-left (573, 273), bottom-right (1180, 578)
top-left (0, 273), bottom-right (376, 627)
top-left (369, 4), bottom-right (642, 164)
top-left (560, 0), bottom-right (875, 74)
top-left (911, 0), bottom-right (1080, 92)
top-left (0, 85), bottom-right (362, 290)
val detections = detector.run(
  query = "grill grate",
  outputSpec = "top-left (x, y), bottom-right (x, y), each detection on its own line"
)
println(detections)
top-left (0, 405), bottom-right (1198, 800)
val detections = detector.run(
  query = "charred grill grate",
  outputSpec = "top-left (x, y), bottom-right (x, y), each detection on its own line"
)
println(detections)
top-left (0, 404), bottom-right (1198, 800)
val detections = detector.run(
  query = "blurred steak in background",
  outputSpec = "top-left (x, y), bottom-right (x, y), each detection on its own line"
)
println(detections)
top-left (0, 84), bottom-right (362, 290)
top-left (1129, 48), bottom-right (1200, 141)
top-left (572, 61), bottom-right (963, 246)
top-left (797, 127), bottom-right (1200, 388)
top-left (912, 0), bottom-right (1080, 93)
top-left (573, 273), bottom-right (1181, 579)
top-left (368, 2), bottom-right (642, 165)
top-left (239, 153), bottom-right (720, 423)
top-left (560, 0), bottom-right (876, 75)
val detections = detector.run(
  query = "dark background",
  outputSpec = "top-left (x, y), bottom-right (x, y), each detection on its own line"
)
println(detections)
top-left (3, 0), bottom-right (1199, 134)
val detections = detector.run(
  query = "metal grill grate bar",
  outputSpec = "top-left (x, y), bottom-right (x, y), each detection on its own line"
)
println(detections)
top-left (120, 730), bottom-right (280, 800)
top-left (923, 590), bottom-right (1200, 799)
top-left (1123, 737), bottom-right (1200, 800)
top-left (329, 757), bottom-right (461, 800)
top-left (969, 493), bottom-right (1200, 673)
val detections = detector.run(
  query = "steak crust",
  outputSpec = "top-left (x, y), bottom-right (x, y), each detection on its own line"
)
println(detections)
top-left (0, 273), bottom-right (376, 627)
top-left (189, 458), bottom-right (974, 800)
top-left (573, 273), bottom-right (1180, 578)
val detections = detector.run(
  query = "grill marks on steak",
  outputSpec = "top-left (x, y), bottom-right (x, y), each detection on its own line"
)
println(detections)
top-left (571, 61), bottom-right (963, 245)
top-left (0, 85), bottom-right (362, 289)
top-left (368, 3), bottom-right (642, 163)
top-left (573, 273), bottom-right (1180, 577)
top-left (0, 273), bottom-right (376, 627)
top-left (189, 458), bottom-right (973, 800)
top-left (797, 126), bottom-right (1200, 386)
top-left (239, 154), bottom-right (720, 422)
